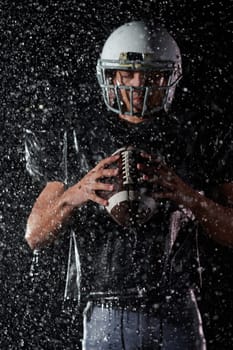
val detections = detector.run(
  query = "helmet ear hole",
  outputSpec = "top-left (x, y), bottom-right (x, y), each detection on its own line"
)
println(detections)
top-left (96, 20), bottom-right (182, 115)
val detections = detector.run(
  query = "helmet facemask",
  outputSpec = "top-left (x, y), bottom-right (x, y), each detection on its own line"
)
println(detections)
top-left (97, 60), bottom-right (182, 116)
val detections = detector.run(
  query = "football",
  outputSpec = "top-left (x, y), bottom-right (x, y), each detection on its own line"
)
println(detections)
top-left (100, 146), bottom-right (158, 226)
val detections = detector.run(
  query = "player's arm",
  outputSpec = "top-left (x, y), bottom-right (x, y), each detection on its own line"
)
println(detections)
top-left (171, 181), bottom-right (233, 247)
top-left (189, 183), bottom-right (233, 247)
top-left (25, 155), bottom-right (119, 250)
top-left (25, 181), bottom-right (74, 250)
top-left (139, 154), bottom-right (233, 247)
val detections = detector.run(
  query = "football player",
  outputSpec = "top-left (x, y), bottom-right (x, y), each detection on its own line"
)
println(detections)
top-left (25, 21), bottom-right (233, 349)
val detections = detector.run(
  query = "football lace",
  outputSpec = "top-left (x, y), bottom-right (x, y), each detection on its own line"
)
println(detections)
top-left (121, 149), bottom-right (137, 186)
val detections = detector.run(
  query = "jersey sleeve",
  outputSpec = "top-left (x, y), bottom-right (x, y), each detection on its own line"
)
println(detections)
top-left (24, 128), bottom-right (66, 185)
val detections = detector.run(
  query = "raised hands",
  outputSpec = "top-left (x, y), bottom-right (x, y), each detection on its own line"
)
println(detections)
top-left (64, 154), bottom-right (120, 207)
top-left (138, 152), bottom-right (195, 208)
top-left (25, 154), bottom-right (120, 249)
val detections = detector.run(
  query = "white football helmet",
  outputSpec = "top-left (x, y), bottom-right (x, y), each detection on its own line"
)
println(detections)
top-left (96, 21), bottom-right (182, 116)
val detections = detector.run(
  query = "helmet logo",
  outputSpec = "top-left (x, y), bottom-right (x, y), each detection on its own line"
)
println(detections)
top-left (119, 52), bottom-right (155, 69)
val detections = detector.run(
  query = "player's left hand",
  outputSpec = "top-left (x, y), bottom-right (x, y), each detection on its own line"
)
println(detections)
top-left (138, 152), bottom-right (195, 207)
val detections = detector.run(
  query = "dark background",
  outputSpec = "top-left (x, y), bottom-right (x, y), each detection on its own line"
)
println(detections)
top-left (0, 0), bottom-right (233, 348)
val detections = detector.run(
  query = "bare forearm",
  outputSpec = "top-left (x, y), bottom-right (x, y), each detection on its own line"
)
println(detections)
top-left (25, 155), bottom-right (120, 250)
top-left (25, 196), bottom-right (75, 250)
top-left (182, 189), bottom-right (233, 247)
top-left (154, 165), bottom-right (233, 247)
top-left (25, 181), bottom-right (83, 250)
top-left (25, 156), bottom-right (119, 250)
